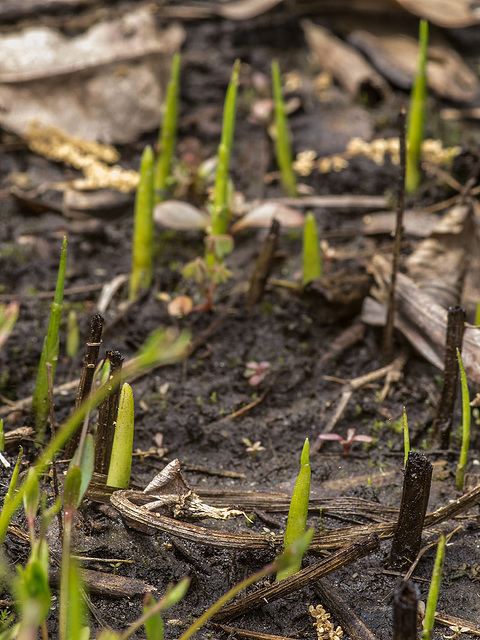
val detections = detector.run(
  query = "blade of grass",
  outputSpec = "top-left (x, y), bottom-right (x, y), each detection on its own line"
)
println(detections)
top-left (455, 348), bottom-right (470, 491)
top-left (154, 53), bottom-right (180, 205)
top-left (406, 19), bottom-right (428, 194)
top-left (302, 212), bottom-right (321, 284)
top-left (31, 237), bottom-right (67, 436)
top-left (209, 60), bottom-right (240, 246)
top-left (130, 146), bottom-right (155, 300)
top-left (271, 59), bottom-right (297, 197)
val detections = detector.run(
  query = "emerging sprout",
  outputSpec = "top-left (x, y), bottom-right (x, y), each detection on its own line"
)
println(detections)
top-left (241, 438), bottom-right (266, 460)
top-left (244, 361), bottom-right (271, 387)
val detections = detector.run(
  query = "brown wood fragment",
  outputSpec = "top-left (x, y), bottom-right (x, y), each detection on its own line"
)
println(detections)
top-left (94, 350), bottom-right (123, 475)
top-left (435, 611), bottom-right (480, 636)
top-left (246, 218), bottom-right (280, 311)
top-left (314, 578), bottom-right (379, 640)
top-left (210, 623), bottom-right (296, 640)
top-left (393, 580), bottom-right (419, 640)
top-left (389, 452), bottom-right (433, 567)
top-left (65, 313), bottom-right (104, 459)
top-left (302, 20), bottom-right (390, 104)
top-left (430, 305), bottom-right (466, 449)
top-left (50, 567), bottom-right (155, 598)
top-left (212, 534), bottom-right (379, 623)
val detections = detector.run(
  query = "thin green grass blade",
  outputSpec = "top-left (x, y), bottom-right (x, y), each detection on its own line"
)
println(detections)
top-left (210, 60), bottom-right (240, 240)
top-left (302, 212), bottom-right (322, 284)
top-left (455, 348), bottom-right (470, 491)
top-left (271, 60), bottom-right (297, 197)
top-left (276, 438), bottom-right (311, 581)
top-left (154, 53), bottom-right (180, 204)
top-left (31, 237), bottom-right (67, 435)
top-left (422, 534), bottom-right (445, 640)
top-left (403, 406), bottom-right (410, 469)
top-left (130, 145), bottom-right (155, 300)
top-left (406, 19), bottom-right (428, 194)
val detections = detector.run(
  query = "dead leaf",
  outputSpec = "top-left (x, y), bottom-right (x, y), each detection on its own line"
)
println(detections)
top-left (302, 20), bottom-right (390, 104)
top-left (167, 295), bottom-right (194, 317)
top-left (396, 0), bottom-right (480, 27)
top-left (0, 7), bottom-right (184, 144)
top-left (154, 200), bottom-right (211, 230)
top-left (349, 30), bottom-right (479, 102)
top-left (230, 201), bottom-right (305, 233)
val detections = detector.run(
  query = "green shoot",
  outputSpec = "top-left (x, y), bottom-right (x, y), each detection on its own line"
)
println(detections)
top-left (130, 145), bottom-right (155, 300)
top-left (66, 309), bottom-right (79, 359)
top-left (107, 383), bottom-right (135, 489)
top-left (209, 60), bottom-right (240, 243)
top-left (31, 236), bottom-right (67, 435)
top-left (422, 534), bottom-right (446, 640)
top-left (276, 438), bottom-right (311, 581)
top-left (456, 348), bottom-right (470, 491)
top-left (406, 19), bottom-right (428, 194)
top-left (154, 53), bottom-right (180, 204)
top-left (0, 327), bottom-right (191, 545)
top-left (178, 529), bottom-right (313, 640)
top-left (475, 301), bottom-right (480, 326)
top-left (0, 301), bottom-right (19, 350)
top-left (403, 406), bottom-right (410, 469)
top-left (271, 60), bottom-right (297, 197)
top-left (0, 420), bottom-right (4, 453)
top-left (302, 212), bottom-right (322, 284)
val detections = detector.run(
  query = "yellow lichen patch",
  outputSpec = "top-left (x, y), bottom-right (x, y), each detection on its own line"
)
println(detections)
top-left (25, 122), bottom-right (139, 193)
top-left (309, 604), bottom-right (343, 640)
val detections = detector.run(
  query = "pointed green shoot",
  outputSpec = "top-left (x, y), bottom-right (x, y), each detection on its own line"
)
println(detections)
top-left (31, 237), bottom-right (67, 435)
top-left (0, 419), bottom-right (4, 452)
top-left (403, 406), bottom-right (410, 469)
top-left (455, 348), bottom-right (470, 491)
top-left (66, 309), bottom-right (79, 360)
top-left (130, 145), bottom-right (155, 300)
top-left (209, 60), bottom-right (240, 242)
top-left (107, 383), bottom-right (135, 489)
top-left (271, 60), bottom-right (297, 197)
top-left (276, 438), bottom-right (311, 581)
top-left (406, 19), bottom-right (428, 194)
top-left (422, 534), bottom-right (445, 640)
top-left (154, 53), bottom-right (180, 205)
top-left (0, 328), bottom-right (190, 546)
top-left (475, 301), bottom-right (480, 326)
top-left (302, 212), bottom-right (322, 284)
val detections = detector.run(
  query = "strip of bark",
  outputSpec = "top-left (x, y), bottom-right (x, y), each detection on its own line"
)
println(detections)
top-left (246, 218), bottom-right (280, 311)
top-left (314, 578), bottom-right (379, 640)
top-left (389, 452), bottom-right (432, 567)
top-left (393, 580), bottom-right (419, 640)
top-left (94, 350), bottom-right (123, 475)
top-left (430, 305), bottom-right (466, 449)
top-left (65, 313), bottom-right (104, 458)
top-left (212, 533), bottom-right (379, 622)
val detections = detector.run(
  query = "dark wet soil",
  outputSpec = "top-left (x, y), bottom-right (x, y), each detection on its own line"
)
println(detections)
top-left (1, 3), bottom-right (480, 639)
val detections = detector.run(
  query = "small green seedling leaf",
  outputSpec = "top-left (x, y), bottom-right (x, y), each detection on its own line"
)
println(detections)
top-left (455, 349), bottom-right (470, 491)
top-left (271, 59), bottom-right (297, 197)
top-left (0, 301), bottom-right (19, 350)
top-left (276, 438), bottom-right (311, 580)
top-left (130, 145), bottom-right (155, 300)
top-left (70, 433), bottom-right (95, 504)
top-left (302, 212), bottom-right (322, 284)
top-left (107, 383), bottom-right (135, 489)
top-left (422, 534), bottom-right (445, 640)
top-left (406, 19), bottom-right (428, 194)
top-left (64, 465), bottom-right (83, 512)
top-left (274, 528), bottom-right (314, 575)
top-left (143, 593), bottom-right (164, 640)
top-left (32, 237), bottom-right (67, 435)
top-left (154, 53), bottom-right (180, 204)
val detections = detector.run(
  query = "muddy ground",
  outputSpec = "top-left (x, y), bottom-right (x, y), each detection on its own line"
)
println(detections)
top-left (0, 2), bottom-right (480, 639)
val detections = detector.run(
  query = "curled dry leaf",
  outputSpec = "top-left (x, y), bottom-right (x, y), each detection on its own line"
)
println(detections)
top-left (349, 30), bottom-right (479, 103)
top-left (396, 0), bottom-right (480, 27)
top-left (167, 295), bottom-right (194, 318)
top-left (0, 7), bottom-right (184, 143)
top-left (154, 200), bottom-right (211, 230)
top-left (230, 201), bottom-right (305, 234)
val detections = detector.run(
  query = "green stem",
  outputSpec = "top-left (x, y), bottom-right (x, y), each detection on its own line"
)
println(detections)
top-left (271, 59), bottom-right (297, 197)
top-left (422, 534), bottom-right (445, 640)
top-left (130, 146), bottom-right (154, 300)
top-left (154, 53), bottom-right (180, 204)
top-left (403, 406), bottom-right (410, 469)
top-left (455, 348), bottom-right (470, 491)
top-left (406, 19), bottom-right (428, 194)
top-left (32, 237), bottom-right (67, 435)
top-left (302, 212), bottom-right (322, 284)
